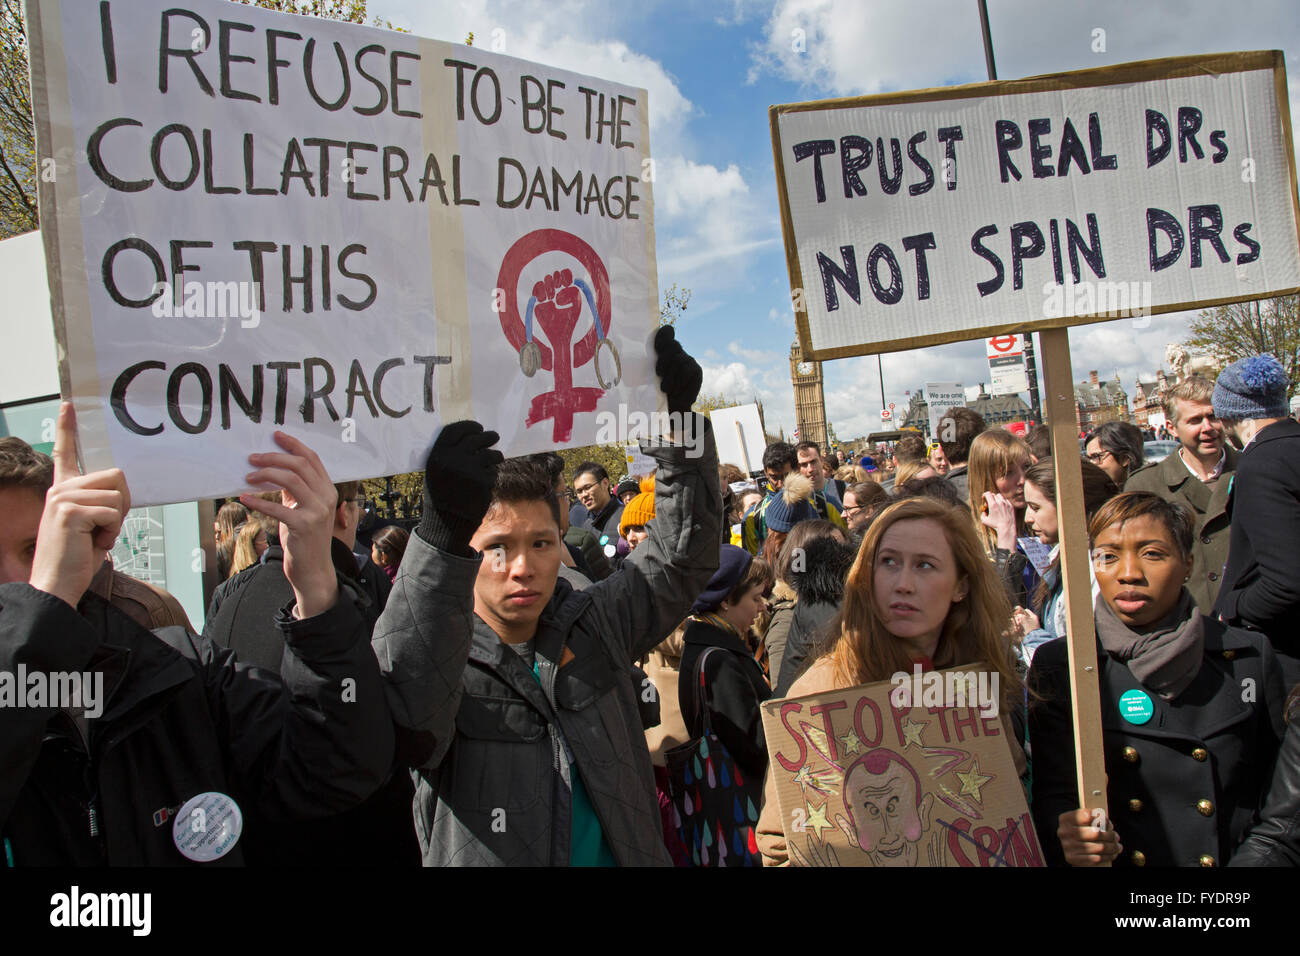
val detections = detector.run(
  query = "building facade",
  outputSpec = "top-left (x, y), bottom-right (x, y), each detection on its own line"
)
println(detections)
top-left (1132, 369), bottom-right (1171, 430)
top-left (1075, 370), bottom-right (1130, 434)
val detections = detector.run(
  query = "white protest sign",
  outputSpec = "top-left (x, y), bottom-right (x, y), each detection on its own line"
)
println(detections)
top-left (772, 52), bottom-right (1300, 360)
top-left (27, 0), bottom-right (660, 504)
top-left (925, 382), bottom-right (965, 441)
top-left (623, 444), bottom-right (656, 477)
top-left (710, 403), bottom-right (766, 474)
top-left (987, 334), bottom-right (1029, 395)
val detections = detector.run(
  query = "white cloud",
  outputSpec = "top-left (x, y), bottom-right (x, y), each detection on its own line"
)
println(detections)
top-left (728, 340), bottom-right (781, 363)
top-left (702, 361), bottom-right (761, 399)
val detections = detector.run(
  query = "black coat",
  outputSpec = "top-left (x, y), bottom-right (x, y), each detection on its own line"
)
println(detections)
top-left (1214, 418), bottom-right (1300, 685)
top-left (773, 535), bottom-right (854, 697)
top-left (0, 581), bottom-right (392, 866)
top-left (1229, 698), bottom-right (1300, 866)
top-left (679, 619), bottom-right (772, 778)
top-left (1028, 620), bottom-right (1286, 867)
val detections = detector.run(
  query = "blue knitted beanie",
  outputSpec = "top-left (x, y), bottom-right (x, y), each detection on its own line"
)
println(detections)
top-left (1212, 354), bottom-right (1289, 421)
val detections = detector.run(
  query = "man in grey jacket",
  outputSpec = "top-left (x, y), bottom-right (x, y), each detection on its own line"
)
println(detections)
top-left (372, 328), bottom-right (720, 865)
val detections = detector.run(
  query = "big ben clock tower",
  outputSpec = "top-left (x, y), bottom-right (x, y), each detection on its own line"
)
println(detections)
top-left (790, 341), bottom-right (829, 449)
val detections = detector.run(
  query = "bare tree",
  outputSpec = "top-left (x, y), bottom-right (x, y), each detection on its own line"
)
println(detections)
top-left (1185, 295), bottom-right (1300, 398)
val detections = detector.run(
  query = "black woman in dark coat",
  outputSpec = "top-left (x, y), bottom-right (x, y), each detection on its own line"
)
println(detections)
top-left (679, 545), bottom-right (775, 779)
top-left (1029, 492), bottom-right (1286, 868)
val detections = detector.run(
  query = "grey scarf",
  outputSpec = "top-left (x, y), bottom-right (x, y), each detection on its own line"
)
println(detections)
top-left (1095, 589), bottom-right (1204, 700)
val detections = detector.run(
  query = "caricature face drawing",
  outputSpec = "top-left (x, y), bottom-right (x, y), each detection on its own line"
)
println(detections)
top-left (838, 750), bottom-right (935, 867)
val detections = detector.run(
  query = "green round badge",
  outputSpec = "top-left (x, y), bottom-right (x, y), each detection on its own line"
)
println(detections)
top-left (1119, 689), bottom-right (1154, 725)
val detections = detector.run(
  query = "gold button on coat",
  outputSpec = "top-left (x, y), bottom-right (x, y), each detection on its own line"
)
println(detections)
top-left (1192, 748), bottom-right (1208, 761)
top-left (1132, 851), bottom-right (1146, 866)
top-left (1128, 798), bottom-right (1143, 812)
top-left (1200, 854), bottom-right (1216, 867)
top-left (1198, 799), bottom-right (1214, 816)
top-left (1123, 746), bottom-right (1139, 763)
top-left (1222, 650), bottom-right (1235, 660)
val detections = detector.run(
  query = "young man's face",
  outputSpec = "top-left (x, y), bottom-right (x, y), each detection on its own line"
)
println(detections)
top-left (797, 447), bottom-right (825, 490)
top-left (1172, 398), bottom-right (1223, 459)
top-left (0, 486), bottom-right (45, 585)
top-left (574, 472), bottom-right (611, 514)
top-left (469, 499), bottom-right (562, 643)
top-left (764, 465), bottom-right (787, 494)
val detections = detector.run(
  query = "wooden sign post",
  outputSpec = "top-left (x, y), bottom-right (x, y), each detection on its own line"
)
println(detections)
top-left (1038, 328), bottom-right (1109, 832)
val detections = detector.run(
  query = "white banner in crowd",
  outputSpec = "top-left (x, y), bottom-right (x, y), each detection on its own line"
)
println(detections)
top-left (772, 52), bottom-right (1300, 360)
top-left (27, 0), bottom-right (660, 504)
top-left (925, 382), bottom-right (965, 440)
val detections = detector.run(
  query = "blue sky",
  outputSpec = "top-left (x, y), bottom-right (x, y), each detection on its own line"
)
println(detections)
top-left (374, 0), bottom-right (1300, 440)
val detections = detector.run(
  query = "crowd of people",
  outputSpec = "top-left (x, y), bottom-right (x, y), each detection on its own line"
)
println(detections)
top-left (2, 331), bottom-right (1298, 868)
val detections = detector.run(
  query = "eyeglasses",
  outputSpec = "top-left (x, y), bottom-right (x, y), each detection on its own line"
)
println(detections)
top-left (1085, 450), bottom-right (1112, 464)
top-left (842, 505), bottom-right (861, 516)
top-left (574, 482), bottom-right (600, 496)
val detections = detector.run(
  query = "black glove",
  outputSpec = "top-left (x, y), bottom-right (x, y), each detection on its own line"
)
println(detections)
top-left (417, 420), bottom-right (503, 556)
top-left (654, 326), bottom-right (702, 416)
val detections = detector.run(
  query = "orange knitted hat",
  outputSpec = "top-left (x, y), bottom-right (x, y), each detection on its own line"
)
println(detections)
top-left (619, 476), bottom-right (656, 537)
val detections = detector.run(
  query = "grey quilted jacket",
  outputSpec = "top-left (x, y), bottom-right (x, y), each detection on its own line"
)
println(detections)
top-left (372, 421), bottom-right (721, 865)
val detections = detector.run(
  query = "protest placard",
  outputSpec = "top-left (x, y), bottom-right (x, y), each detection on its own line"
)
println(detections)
top-left (27, 0), bottom-right (660, 504)
top-left (771, 52), bottom-right (1300, 361)
top-left (761, 666), bottom-right (1042, 867)
top-left (710, 403), bottom-right (766, 474)
top-left (924, 382), bottom-right (964, 440)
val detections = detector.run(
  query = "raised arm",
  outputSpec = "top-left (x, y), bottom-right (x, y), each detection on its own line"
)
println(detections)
top-left (371, 422), bottom-right (503, 769)
top-left (587, 327), bottom-right (722, 661)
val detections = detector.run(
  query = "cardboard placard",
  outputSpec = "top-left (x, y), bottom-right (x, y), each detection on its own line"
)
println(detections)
top-left (771, 52), bottom-right (1300, 361)
top-left (710, 403), bottom-right (766, 473)
top-left (761, 667), bottom-right (1043, 867)
top-left (924, 382), bottom-right (965, 440)
top-left (27, 0), bottom-right (660, 504)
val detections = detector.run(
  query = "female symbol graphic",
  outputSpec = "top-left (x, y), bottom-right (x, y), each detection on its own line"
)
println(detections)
top-left (496, 229), bottom-right (620, 442)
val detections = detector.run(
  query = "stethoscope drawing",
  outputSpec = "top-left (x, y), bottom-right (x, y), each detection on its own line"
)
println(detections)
top-left (519, 276), bottom-right (622, 389)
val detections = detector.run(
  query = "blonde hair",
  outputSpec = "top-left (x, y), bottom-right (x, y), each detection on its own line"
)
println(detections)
top-left (894, 459), bottom-right (931, 488)
top-left (823, 498), bottom-right (1021, 710)
top-left (967, 430), bottom-right (1032, 551)
top-left (835, 464), bottom-right (869, 483)
top-left (228, 517), bottom-right (264, 578)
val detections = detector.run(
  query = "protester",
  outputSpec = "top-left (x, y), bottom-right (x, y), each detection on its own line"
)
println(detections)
top-left (228, 516), bottom-right (267, 577)
top-left (1085, 420), bottom-right (1145, 487)
top-left (679, 546), bottom-right (775, 790)
top-left (928, 442), bottom-right (950, 476)
top-left (742, 442), bottom-right (798, 555)
top-left (370, 524), bottom-right (410, 583)
top-left (619, 476), bottom-right (656, 551)
top-left (894, 475), bottom-right (967, 510)
top-left (1230, 687), bottom-right (1300, 866)
top-left (762, 518), bottom-right (843, 687)
top-left (841, 480), bottom-right (891, 535)
top-left (571, 462), bottom-right (626, 563)
top-left (0, 404), bottom-right (394, 865)
top-left (616, 475), bottom-right (641, 505)
top-left (1028, 492), bottom-right (1285, 867)
top-left (773, 528), bottom-right (856, 696)
top-left (968, 429), bottom-right (1039, 607)
top-left (759, 473), bottom-right (821, 565)
top-left (214, 500), bottom-right (250, 580)
top-left (371, 326), bottom-right (720, 866)
top-left (796, 441), bottom-right (842, 508)
top-left (757, 497), bottom-right (1024, 865)
top-left (1025, 424), bottom-right (1052, 462)
top-left (894, 459), bottom-right (937, 488)
top-left (937, 407), bottom-right (987, 499)
top-left (0, 436), bottom-right (193, 633)
top-left (835, 463), bottom-right (869, 485)
top-left (1212, 354), bottom-right (1300, 685)
top-left (1124, 376), bottom-right (1237, 612)
top-left (1013, 458), bottom-right (1117, 664)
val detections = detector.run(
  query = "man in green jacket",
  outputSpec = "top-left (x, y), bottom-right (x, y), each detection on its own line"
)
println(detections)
top-left (1125, 376), bottom-right (1238, 612)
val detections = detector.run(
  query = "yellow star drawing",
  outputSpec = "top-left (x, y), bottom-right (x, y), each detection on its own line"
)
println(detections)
top-left (839, 729), bottom-right (864, 756)
top-left (793, 764), bottom-right (814, 789)
top-left (901, 718), bottom-right (926, 750)
top-left (956, 758), bottom-right (994, 804)
top-left (805, 800), bottom-right (834, 839)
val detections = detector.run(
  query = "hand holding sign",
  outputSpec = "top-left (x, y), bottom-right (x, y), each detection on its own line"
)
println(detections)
top-left (241, 433), bottom-right (340, 619)
top-left (29, 403), bottom-right (131, 609)
top-left (1056, 808), bottom-right (1122, 866)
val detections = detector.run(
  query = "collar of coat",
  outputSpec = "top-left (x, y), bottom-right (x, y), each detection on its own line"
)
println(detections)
top-left (1153, 442), bottom-right (1239, 489)
top-left (682, 616), bottom-right (754, 658)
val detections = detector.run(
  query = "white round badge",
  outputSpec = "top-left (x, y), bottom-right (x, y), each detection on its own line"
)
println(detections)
top-left (172, 791), bottom-right (243, 863)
